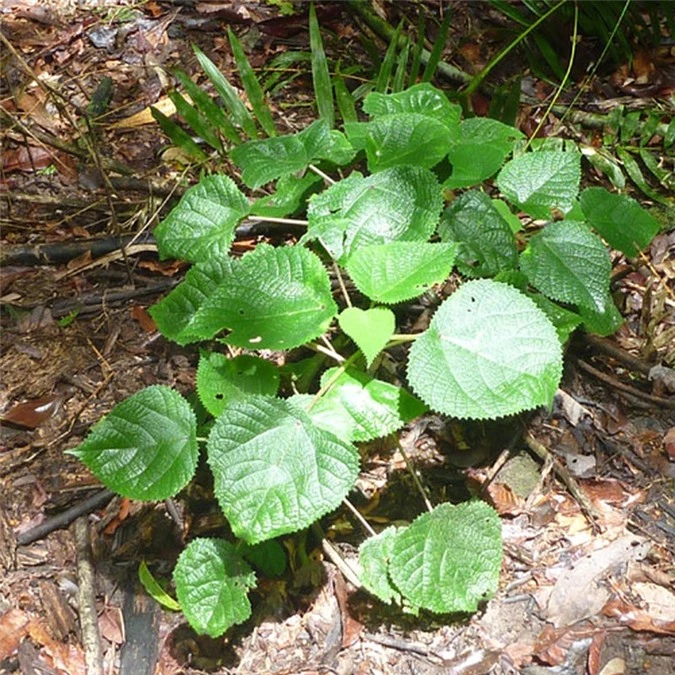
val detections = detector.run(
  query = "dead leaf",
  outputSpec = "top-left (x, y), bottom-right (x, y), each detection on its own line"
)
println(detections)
top-left (130, 305), bottom-right (156, 332)
top-left (664, 427), bottom-right (675, 461)
top-left (598, 657), bottom-right (626, 675)
top-left (0, 394), bottom-right (63, 429)
top-left (602, 597), bottom-right (675, 635)
top-left (0, 608), bottom-right (30, 659)
top-left (545, 535), bottom-right (651, 627)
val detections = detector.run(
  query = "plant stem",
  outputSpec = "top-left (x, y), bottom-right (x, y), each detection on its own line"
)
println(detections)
top-left (247, 215), bottom-right (309, 226)
top-left (395, 436), bottom-right (433, 513)
top-left (308, 163), bottom-right (337, 185)
top-left (333, 263), bottom-right (352, 307)
top-left (343, 497), bottom-right (377, 537)
top-left (387, 333), bottom-right (421, 344)
top-left (307, 352), bottom-right (360, 412)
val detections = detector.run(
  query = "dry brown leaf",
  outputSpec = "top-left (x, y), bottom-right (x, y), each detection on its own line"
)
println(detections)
top-left (0, 608), bottom-right (30, 659)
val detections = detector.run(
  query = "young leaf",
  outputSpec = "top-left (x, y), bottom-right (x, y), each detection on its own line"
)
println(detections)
top-left (407, 280), bottom-right (563, 419)
top-left (67, 386), bottom-right (198, 501)
top-left (309, 1), bottom-right (335, 128)
top-left (151, 106), bottom-right (207, 161)
top-left (579, 187), bottom-right (659, 257)
top-left (392, 38), bottom-right (410, 93)
top-left (421, 9), bottom-right (453, 82)
top-left (389, 502), bottom-right (502, 614)
top-left (193, 45), bottom-right (258, 139)
top-left (294, 368), bottom-right (427, 443)
top-left (438, 191), bottom-right (518, 277)
top-left (496, 151), bottom-right (581, 219)
top-left (230, 119), bottom-right (353, 189)
top-left (358, 526), bottom-right (401, 605)
top-left (345, 242), bottom-right (457, 304)
top-left (153, 175), bottom-right (250, 263)
top-left (338, 306), bottom-right (396, 367)
top-left (375, 19), bottom-right (403, 93)
top-left (227, 28), bottom-right (276, 137)
top-left (197, 352), bottom-right (280, 418)
top-left (187, 244), bottom-right (337, 350)
top-left (444, 118), bottom-right (524, 189)
top-left (519, 220), bottom-right (611, 312)
top-left (138, 561), bottom-right (181, 611)
top-left (173, 538), bottom-right (255, 637)
top-left (578, 295), bottom-right (624, 337)
top-left (333, 75), bottom-right (358, 125)
top-left (240, 540), bottom-right (287, 577)
top-left (207, 395), bottom-right (360, 544)
top-left (306, 166), bottom-right (442, 262)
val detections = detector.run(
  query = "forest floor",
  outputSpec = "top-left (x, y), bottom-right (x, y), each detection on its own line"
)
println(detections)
top-left (1, 1), bottom-right (674, 674)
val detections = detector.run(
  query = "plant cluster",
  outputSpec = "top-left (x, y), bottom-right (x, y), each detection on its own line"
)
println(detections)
top-left (69, 14), bottom-right (660, 639)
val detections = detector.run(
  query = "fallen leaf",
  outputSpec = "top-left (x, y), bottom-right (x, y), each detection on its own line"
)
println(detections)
top-left (598, 657), bottom-right (626, 675)
top-left (0, 394), bottom-right (63, 429)
top-left (130, 305), bottom-right (156, 332)
top-left (0, 608), bottom-right (30, 659)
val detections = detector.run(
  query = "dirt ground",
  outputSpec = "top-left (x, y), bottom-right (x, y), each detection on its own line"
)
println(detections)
top-left (1, 1), bottom-right (674, 674)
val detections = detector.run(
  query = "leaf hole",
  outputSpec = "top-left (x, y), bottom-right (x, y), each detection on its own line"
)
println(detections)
top-left (215, 393), bottom-right (224, 400)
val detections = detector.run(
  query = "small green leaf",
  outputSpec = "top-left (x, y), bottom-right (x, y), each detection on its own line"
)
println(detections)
top-left (250, 172), bottom-right (323, 218)
top-left (296, 368), bottom-right (427, 443)
top-left (519, 220), bottom-right (611, 312)
top-left (309, 1), bottom-right (334, 128)
top-left (193, 45), bottom-right (258, 140)
top-left (173, 538), bottom-right (255, 637)
top-left (444, 118), bottom-right (524, 189)
top-left (528, 293), bottom-right (582, 344)
top-left (334, 75), bottom-right (358, 124)
top-left (389, 502), bottom-right (502, 614)
top-left (306, 166), bottom-right (442, 262)
top-left (496, 151), bottom-right (581, 219)
top-left (197, 352), bottom-right (279, 417)
top-left (345, 242), bottom-right (457, 304)
top-left (358, 527), bottom-right (401, 604)
top-left (345, 113), bottom-right (456, 171)
top-left (207, 396), bottom-right (360, 544)
top-left (579, 187), bottom-right (660, 257)
top-left (407, 280), bottom-right (562, 419)
top-left (338, 307), bottom-right (396, 367)
top-left (227, 28), bottom-right (276, 137)
top-left (67, 386), bottom-right (198, 501)
top-left (578, 295), bottom-right (624, 337)
top-left (438, 191), bottom-right (519, 277)
top-left (240, 540), bottom-right (287, 577)
top-left (151, 106), bottom-right (207, 161)
top-left (138, 561), bottom-right (181, 611)
top-left (154, 175), bottom-right (250, 263)
top-left (231, 120), bottom-right (353, 189)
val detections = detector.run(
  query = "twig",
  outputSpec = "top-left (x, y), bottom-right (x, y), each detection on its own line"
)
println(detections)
top-left (575, 358), bottom-right (675, 409)
top-left (394, 436), bottom-right (433, 513)
top-left (318, 533), bottom-right (363, 590)
top-left (72, 517), bottom-right (104, 675)
top-left (578, 334), bottom-right (653, 376)
top-left (342, 498), bottom-right (377, 537)
top-left (524, 433), bottom-right (601, 527)
top-left (16, 490), bottom-right (115, 546)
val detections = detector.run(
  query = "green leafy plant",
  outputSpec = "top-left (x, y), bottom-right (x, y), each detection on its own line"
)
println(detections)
top-left (71, 72), bottom-right (660, 637)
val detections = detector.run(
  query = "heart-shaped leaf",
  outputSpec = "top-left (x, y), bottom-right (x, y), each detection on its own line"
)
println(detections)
top-left (338, 307), bottom-right (395, 366)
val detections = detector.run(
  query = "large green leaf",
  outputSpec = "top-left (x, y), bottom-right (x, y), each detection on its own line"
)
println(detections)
top-left (438, 191), bottom-right (518, 277)
top-left (230, 120), bottom-right (354, 189)
top-left (407, 280), bottom-right (562, 419)
top-left (579, 187), bottom-right (659, 257)
top-left (345, 113), bottom-right (456, 172)
top-left (519, 220), bottom-right (611, 312)
top-left (345, 242), bottom-right (457, 304)
top-left (207, 396), bottom-right (360, 544)
top-left (496, 151), bottom-right (581, 219)
top-left (197, 352), bottom-right (279, 418)
top-left (154, 175), bottom-right (250, 263)
top-left (444, 118), bottom-right (524, 189)
top-left (389, 502), bottom-right (502, 614)
top-left (294, 368), bottom-right (427, 443)
top-left (305, 166), bottom-right (442, 262)
top-left (173, 538), bottom-right (255, 637)
top-left (67, 386), bottom-right (198, 501)
top-left (151, 245), bottom-right (337, 349)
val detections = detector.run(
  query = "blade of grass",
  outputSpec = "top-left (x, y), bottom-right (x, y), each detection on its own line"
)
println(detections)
top-left (375, 19), bottom-right (403, 93)
top-left (172, 69), bottom-right (241, 145)
top-left (193, 45), bottom-right (258, 140)
top-left (309, 1), bottom-right (335, 128)
top-left (392, 37), bottom-right (410, 92)
top-left (167, 90), bottom-right (223, 152)
top-left (617, 147), bottom-right (670, 205)
top-left (334, 75), bottom-right (357, 124)
top-left (408, 11), bottom-right (425, 85)
top-left (151, 106), bottom-right (207, 161)
top-left (227, 28), bottom-right (277, 137)
top-left (421, 8), bottom-right (452, 82)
